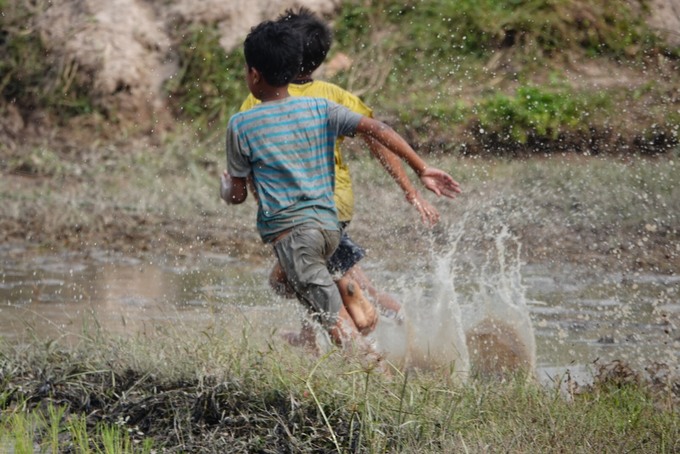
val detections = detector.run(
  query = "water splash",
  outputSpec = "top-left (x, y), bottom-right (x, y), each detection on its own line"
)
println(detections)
top-left (461, 225), bottom-right (537, 378)
top-left (372, 222), bottom-right (469, 380)
top-left (373, 221), bottom-right (536, 381)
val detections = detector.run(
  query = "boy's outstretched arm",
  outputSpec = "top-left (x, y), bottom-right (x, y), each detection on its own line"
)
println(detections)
top-left (363, 135), bottom-right (440, 226)
top-left (356, 117), bottom-right (462, 199)
top-left (220, 171), bottom-right (248, 205)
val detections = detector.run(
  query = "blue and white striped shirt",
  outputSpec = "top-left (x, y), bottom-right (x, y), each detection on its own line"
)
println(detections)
top-left (226, 96), bottom-right (362, 243)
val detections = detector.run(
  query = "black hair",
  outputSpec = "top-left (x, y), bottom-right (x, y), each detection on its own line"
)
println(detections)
top-left (243, 21), bottom-right (302, 87)
top-left (277, 7), bottom-right (332, 75)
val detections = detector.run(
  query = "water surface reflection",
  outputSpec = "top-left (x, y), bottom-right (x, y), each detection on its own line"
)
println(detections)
top-left (1, 247), bottom-right (300, 343)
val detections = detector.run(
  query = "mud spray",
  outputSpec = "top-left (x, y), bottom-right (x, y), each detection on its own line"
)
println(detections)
top-left (372, 222), bottom-right (536, 382)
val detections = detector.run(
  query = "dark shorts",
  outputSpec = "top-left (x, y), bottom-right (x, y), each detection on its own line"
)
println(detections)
top-left (327, 222), bottom-right (366, 276)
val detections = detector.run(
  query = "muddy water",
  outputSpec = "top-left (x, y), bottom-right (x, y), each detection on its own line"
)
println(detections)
top-left (0, 246), bottom-right (303, 344)
top-left (524, 263), bottom-right (680, 381)
top-left (1, 243), bottom-right (678, 384)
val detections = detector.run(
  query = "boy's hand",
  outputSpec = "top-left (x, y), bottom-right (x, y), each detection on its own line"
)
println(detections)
top-left (406, 190), bottom-right (440, 226)
top-left (220, 171), bottom-right (233, 202)
top-left (419, 167), bottom-right (462, 199)
top-left (220, 171), bottom-right (248, 204)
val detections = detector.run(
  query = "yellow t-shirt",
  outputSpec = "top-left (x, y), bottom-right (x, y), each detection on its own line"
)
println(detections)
top-left (239, 81), bottom-right (373, 222)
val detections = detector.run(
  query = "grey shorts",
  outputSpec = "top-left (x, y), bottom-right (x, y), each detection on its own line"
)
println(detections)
top-left (273, 227), bottom-right (342, 329)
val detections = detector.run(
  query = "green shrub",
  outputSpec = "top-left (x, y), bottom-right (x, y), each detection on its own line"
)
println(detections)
top-left (165, 26), bottom-right (247, 130)
top-left (476, 84), bottom-right (609, 143)
top-left (0, 2), bottom-right (94, 118)
top-left (335, 0), bottom-right (663, 61)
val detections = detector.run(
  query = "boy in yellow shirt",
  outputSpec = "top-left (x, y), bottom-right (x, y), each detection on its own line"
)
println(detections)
top-left (239, 8), bottom-right (456, 350)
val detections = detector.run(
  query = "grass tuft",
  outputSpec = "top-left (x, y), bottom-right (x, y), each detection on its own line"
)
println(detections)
top-left (1, 327), bottom-right (678, 452)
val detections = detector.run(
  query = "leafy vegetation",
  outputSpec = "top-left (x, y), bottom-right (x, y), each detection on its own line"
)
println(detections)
top-left (476, 84), bottom-right (609, 143)
top-left (334, 0), bottom-right (667, 65)
top-left (0, 1), bottom-right (95, 120)
top-left (165, 26), bottom-right (246, 130)
top-left (329, 0), bottom-right (678, 152)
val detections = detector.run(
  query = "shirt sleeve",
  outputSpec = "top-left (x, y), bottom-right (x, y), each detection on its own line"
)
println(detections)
top-left (326, 100), bottom-right (363, 138)
top-left (226, 117), bottom-right (251, 178)
top-left (336, 88), bottom-right (373, 118)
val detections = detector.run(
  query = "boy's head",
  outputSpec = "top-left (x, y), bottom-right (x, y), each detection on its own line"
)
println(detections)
top-left (277, 7), bottom-right (332, 76)
top-left (244, 21), bottom-right (302, 87)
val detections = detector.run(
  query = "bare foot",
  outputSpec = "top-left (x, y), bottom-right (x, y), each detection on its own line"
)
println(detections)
top-left (339, 279), bottom-right (378, 335)
top-left (280, 330), bottom-right (320, 356)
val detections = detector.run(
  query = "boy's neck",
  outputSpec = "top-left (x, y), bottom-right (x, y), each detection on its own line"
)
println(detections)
top-left (256, 85), bottom-right (290, 102)
top-left (293, 71), bottom-right (315, 84)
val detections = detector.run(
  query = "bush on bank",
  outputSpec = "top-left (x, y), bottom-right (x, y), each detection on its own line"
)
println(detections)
top-left (0, 0), bottom-right (95, 120)
top-left (0, 0), bottom-right (679, 153)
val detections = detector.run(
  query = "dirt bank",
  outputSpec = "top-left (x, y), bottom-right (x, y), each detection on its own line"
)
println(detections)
top-left (2, 0), bottom-right (679, 145)
top-left (13, 0), bottom-right (341, 133)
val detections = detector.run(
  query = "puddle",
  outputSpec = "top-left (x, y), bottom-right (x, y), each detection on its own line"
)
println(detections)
top-left (0, 247), bottom-right (302, 345)
top-left (1, 243), bottom-right (678, 385)
top-left (523, 264), bottom-right (680, 388)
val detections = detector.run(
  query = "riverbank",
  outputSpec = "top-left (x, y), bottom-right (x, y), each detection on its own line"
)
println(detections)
top-left (1, 322), bottom-right (678, 452)
top-left (2, 0), bottom-right (679, 157)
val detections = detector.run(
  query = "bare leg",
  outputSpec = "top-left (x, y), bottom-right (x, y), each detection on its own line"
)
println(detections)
top-left (345, 266), bottom-right (403, 317)
top-left (329, 305), bottom-right (380, 360)
top-left (271, 262), bottom-right (374, 353)
top-left (271, 229), bottom-right (380, 364)
top-left (336, 274), bottom-right (378, 335)
top-left (269, 262), bottom-right (296, 298)
top-left (271, 262), bottom-right (379, 336)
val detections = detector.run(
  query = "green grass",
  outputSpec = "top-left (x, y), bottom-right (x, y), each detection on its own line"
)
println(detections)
top-left (326, 0), bottom-right (679, 152)
top-left (0, 328), bottom-right (678, 453)
top-left (334, 0), bottom-right (666, 67)
top-left (164, 26), bottom-right (246, 130)
top-left (331, 0), bottom-right (670, 94)
top-left (0, 404), bottom-right (155, 453)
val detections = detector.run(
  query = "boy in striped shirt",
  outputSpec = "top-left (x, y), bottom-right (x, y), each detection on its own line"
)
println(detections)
top-left (242, 8), bottom-right (444, 347)
top-left (220, 20), bottom-right (461, 353)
